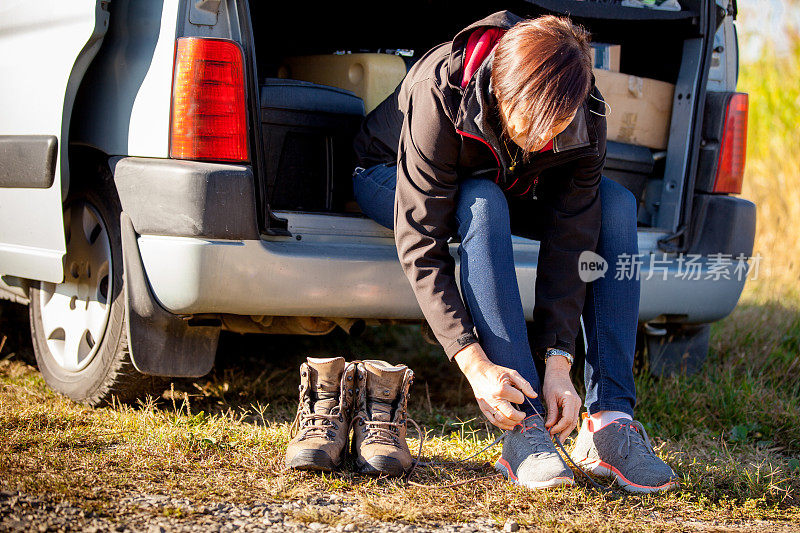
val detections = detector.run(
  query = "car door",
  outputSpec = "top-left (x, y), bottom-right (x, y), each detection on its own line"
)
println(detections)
top-left (0, 0), bottom-right (108, 283)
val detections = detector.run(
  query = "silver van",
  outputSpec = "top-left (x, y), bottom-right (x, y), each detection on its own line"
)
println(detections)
top-left (0, 0), bottom-right (755, 404)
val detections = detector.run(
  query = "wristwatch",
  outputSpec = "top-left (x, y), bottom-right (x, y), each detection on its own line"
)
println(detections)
top-left (544, 347), bottom-right (574, 366)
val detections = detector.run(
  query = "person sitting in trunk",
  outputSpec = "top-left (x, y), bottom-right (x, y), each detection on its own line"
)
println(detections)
top-left (351, 11), bottom-right (679, 492)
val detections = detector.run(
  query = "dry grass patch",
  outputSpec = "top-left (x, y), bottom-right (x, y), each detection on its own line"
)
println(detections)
top-left (1, 310), bottom-right (800, 531)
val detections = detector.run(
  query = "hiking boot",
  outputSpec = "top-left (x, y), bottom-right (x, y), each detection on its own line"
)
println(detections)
top-left (285, 356), bottom-right (356, 471)
top-left (352, 360), bottom-right (415, 476)
top-left (569, 416), bottom-right (679, 493)
top-left (494, 414), bottom-right (575, 490)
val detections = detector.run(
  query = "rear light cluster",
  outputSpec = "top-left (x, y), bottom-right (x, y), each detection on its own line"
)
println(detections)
top-left (170, 37), bottom-right (248, 162)
top-left (713, 93), bottom-right (748, 194)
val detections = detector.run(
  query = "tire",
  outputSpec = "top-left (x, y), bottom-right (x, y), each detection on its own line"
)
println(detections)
top-left (28, 175), bottom-right (164, 406)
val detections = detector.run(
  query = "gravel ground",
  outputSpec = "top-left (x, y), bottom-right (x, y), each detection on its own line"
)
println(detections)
top-left (0, 489), bottom-right (510, 533)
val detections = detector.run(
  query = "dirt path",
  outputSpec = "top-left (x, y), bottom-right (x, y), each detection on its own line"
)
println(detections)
top-left (5, 489), bottom-right (800, 533)
top-left (0, 489), bottom-right (502, 533)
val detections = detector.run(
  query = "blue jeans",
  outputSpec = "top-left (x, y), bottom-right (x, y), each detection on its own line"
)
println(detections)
top-left (353, 163), bottom-right (639, 417)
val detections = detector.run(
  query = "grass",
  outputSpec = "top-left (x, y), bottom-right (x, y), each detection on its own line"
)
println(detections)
top-left (1, 310), bottom-right (799, 531)
top-left (736, 31), bottom-right (800, 293)
top-left (1, 20), bottom-right (800, 533)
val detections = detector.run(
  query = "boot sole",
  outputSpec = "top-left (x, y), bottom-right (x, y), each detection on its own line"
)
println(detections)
top-left (356, 456), bottom-right (407, 477)
top-left (494, 459), bottom-right (574, 490)
top-left (286, 449), bottom-right (340, 472)
top-left (575, 458), bottom-right (680, 494)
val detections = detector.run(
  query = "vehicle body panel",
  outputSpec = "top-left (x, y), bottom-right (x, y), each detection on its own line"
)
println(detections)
top-left (137, 213), bottom-right (747, 325)
top-left (0, 0), bottom-right (108, 282)
top-left (71, 0), bottom-right (179, 159)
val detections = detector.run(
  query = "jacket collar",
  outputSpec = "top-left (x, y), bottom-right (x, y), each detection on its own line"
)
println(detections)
top-left (447, 10), bottom-right (523, 90)
top-left (455, 54), bottom-right (505, 164)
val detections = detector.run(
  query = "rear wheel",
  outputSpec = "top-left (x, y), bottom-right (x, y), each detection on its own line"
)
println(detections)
top-left (29, 180), bottom-right (164, 405)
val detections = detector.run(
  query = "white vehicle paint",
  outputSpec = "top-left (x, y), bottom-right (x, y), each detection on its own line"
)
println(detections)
top-left (0, 1), bottom-right (108, 282)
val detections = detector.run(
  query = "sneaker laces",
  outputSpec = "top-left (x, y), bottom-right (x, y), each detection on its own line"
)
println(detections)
top-left (410, 396), bottom-right (624, 498)
top-left (616, 419), bottom-right (656, 460)
top-left (520, 397), bottom-right (623, 497)
top-left (518, 415), bottom-right (559, 455)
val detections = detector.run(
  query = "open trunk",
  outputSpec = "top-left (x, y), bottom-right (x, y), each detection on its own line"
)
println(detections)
top-left (246, 0), bottom-right (714, 240)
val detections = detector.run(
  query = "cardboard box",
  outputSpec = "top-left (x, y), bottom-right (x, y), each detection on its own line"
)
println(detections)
top-left (593, 68), bottom-right (675, 150)
top-left (590, 43), bottom-right (621, 72)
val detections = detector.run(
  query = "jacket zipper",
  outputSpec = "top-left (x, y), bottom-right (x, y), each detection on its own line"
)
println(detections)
top-left (527, 145), bottom-right (598, 174)
top-left (457, 128), bottom-right (598, 198)
top-left (516, 176), bottom-right (539, 199)
top-left (522, 145), bottom-right (599, 199)
top-left (456, 127), bottom-right (530, 193)
top-left (455, 128), bottom-right (502, 185)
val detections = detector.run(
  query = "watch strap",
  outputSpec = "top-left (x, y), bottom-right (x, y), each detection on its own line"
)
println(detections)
top-left (544, 347), bottom-right (574, 366)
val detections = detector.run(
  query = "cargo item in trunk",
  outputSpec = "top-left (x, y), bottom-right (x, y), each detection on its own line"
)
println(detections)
top-left (260, 78), bottom-right (365, 213)
top-left (279, 53), bottom-right (407, 114)
top-left (590, 43), bottom-right (621, 71)
top-left (593, 68), bottom-right (675, 150)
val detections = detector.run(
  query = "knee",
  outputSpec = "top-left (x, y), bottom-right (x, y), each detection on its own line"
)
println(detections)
top-left (600, 177), bottom-right (638, 229)
top-left (598, 177), bottom-right (638, 253)
top-left (455, 179), bottom-right (510, 240)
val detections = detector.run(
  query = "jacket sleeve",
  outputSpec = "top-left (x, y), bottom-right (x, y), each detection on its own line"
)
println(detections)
top-left (529, 113), bottom-right (607, 357)
top-left (394, 81), bottom-right (479, 360)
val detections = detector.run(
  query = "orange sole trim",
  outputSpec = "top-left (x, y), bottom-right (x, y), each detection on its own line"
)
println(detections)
top-left (582, 459), bottom-right (678, 492)
top-left (497, 457), bottom-right (518, 481)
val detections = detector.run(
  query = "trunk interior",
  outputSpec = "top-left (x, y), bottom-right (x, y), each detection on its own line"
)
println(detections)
top-left (248, 0), bottom-right (708, 232)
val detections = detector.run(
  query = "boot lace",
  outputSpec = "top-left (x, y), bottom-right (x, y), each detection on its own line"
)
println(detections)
top-left (351, 411), bottom-right (425, 480)
top-left (352, 414), bottom-right (401, 446)
top-left (289, 400), bottom-right (343, 441)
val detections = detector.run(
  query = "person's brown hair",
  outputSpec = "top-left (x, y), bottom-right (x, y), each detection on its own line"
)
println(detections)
top-left (491, 15), bottom-right (593, 155)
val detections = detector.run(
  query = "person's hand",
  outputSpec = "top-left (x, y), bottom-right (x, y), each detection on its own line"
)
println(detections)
top-left (454, 343), bottom-right (537, 430)
top-left (541, 355), bottom-right (581, 442)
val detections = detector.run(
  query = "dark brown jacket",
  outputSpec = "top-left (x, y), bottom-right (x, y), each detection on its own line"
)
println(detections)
top-left (353, 11), bottom-right (607, 360)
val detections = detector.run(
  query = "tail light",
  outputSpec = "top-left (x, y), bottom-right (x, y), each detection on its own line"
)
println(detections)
top-left (712, 93), bottom-right (748, 194)
top-left (170, 37), bottom-right (248, 162)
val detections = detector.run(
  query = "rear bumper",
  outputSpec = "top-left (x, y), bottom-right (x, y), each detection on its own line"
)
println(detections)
top-left (110, 157), bottom-right (260, 240)
top-left (136, 213), bottom-right (750, 324)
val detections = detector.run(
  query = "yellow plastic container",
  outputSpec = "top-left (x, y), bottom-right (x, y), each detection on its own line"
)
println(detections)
top-left (278, 53), bottom-right (407, 114)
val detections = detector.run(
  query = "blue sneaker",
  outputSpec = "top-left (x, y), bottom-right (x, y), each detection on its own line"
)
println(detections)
top-left (494, 414), bottom-right (574, 490)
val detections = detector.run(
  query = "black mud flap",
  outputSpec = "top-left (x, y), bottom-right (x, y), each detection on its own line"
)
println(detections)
top-left (120, 212), bottom-right (220, 377)
top-left (646, 323), bottom-right (711, 377)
